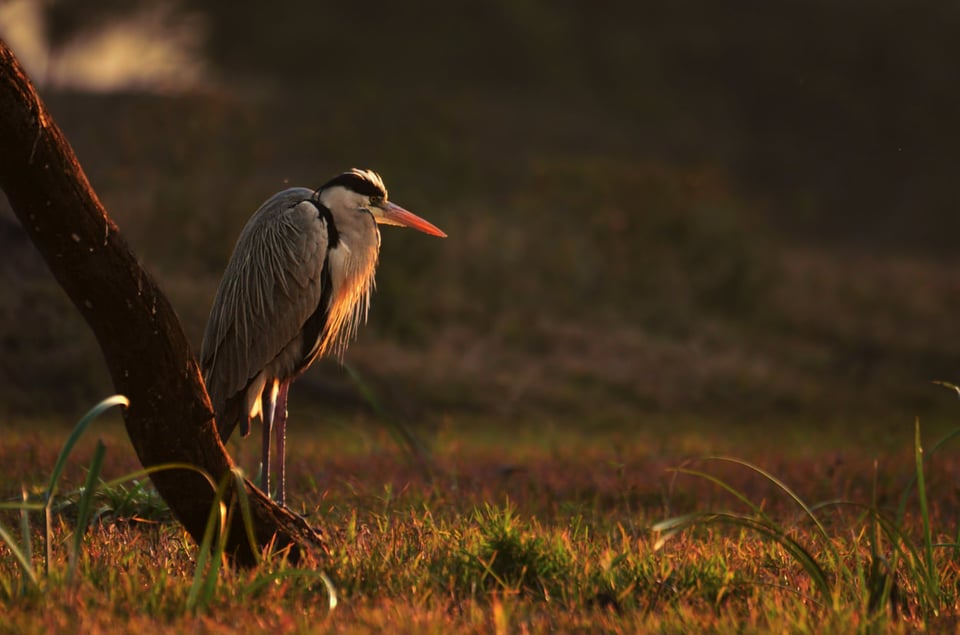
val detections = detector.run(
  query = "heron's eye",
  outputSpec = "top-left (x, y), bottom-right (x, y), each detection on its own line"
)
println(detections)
top-left (369, 196), bottom-right (384, 207)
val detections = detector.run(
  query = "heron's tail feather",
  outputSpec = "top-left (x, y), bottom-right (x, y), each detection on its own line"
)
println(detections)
top-left (216, 392), bottom-right (250, 442)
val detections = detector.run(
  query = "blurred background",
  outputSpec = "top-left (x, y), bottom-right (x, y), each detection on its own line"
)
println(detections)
top-left (1, 0), bottom-right (959, 448)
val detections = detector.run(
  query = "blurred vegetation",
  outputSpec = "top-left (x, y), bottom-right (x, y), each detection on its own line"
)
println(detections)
top-left (1, 0), bottom-right (959, 435)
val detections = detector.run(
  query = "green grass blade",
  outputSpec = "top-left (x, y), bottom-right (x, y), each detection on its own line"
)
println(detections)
top-left (41, 395), bottom-right (127, 577)
top-left (654, 510), bottom-right (832, 601)
top-left (671, 456), bottom-right (844, 580)
top-left (865, 460), bottom-right (893, 617)
top-left (194, 471), bottom-right (255, 606)
top-left (97, 462), bottom-right (219, 493)
top-left (43, 497), bottom-right (51, 578)
top-left (931, 380), bottom-right (960, 398)
top-left (68, 440), bottom-right (106, 584)
top-left (651, 512), bottom-right (710, 550)
top-left (668, 467), bottom-right (775, 523)
top-left (201, 511), bottom-right (229, 607)
top-left (243, 569), bottom-right (339, 611)
top-left (703, 457), bottom-right (835, 545)
top-left (229, 468), bottom-right (260, 564)
top-left (894, 421), bottom-right (960, 525)
top-left (0, 500), bottom-right (45, 512)
top-left (913, 419), bottom-right (939, 605)
top-left (319, 570), bottom-right (338, 610)
top-left (186, 473), bottom-right (230, 613)
top-left (872, 510), bottom-right (935, 610)
top-left (344, 363), bottom-right (434, 479)
top-left (656, 458), bottom-right (847, 604)
top-left (45, 395), bottom-right (129, 503)
top-left (19, 487), bottom-right (32, 587)
top-left (0, 521), bottom-right (38, 589)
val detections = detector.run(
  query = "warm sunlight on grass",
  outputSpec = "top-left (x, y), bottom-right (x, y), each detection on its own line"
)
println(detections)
top-left (2, 397), bottom-right (960, 631)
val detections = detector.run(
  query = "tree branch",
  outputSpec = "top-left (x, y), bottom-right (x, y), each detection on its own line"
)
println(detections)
top-left (0, 39), bottom-right (325, 565)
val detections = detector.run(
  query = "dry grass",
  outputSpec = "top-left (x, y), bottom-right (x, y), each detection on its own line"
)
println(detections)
top-left (2, 408), bottom-right (960, 632)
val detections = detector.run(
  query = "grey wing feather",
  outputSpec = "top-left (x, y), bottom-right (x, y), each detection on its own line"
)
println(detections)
top-left (200, 188), bottom-right (330, 421)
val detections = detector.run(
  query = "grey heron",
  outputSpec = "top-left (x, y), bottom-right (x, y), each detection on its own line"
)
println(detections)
top-left (200, 169), bottom-right (446, 505)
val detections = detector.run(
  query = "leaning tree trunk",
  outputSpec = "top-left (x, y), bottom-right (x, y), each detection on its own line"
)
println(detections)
top-left (0, 39), bottom-right (325, 565)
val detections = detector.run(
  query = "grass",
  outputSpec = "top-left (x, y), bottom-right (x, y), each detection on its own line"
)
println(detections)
top-left (2, 396), bottom-right (960, 632)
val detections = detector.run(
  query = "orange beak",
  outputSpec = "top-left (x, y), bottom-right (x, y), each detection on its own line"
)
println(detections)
top-left (374, 201), bottom-right (447, 237)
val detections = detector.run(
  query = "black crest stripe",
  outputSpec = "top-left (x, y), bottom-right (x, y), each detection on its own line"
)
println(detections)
top-left (318, 170), bottom-right (386, 199)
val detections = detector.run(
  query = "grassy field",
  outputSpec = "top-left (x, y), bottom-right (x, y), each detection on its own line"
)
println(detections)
top-left (4, 2), bottom-right (960, 630)
top-left (2, 401), bottom-right (960, 632)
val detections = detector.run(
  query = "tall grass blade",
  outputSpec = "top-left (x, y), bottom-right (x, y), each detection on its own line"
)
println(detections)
top-left (45, 395), bottom-right (129, 503)
top-left (43, 501), bottom-right (51, 578)
top-left (42, 395), bottom-right (128, 576)
top-left (19, 486), bottom-right (32, 591)
top-left (653, 511), bottom-right (832, 601)
top-left (672, 457), bottom-right (844, 579)
top-left (669, 467), bottom-right (775, 524)
top-left (344, 363), bottom-right (434, 479)
top-left (0, 521), bottom-right (38, 589)
top-left (651, 512), bottom-right (705, 550)
top-left (913, 418), bottom-right (940, 610)
top-left (97, 462), bottom-right (218, 493)
top-left (196, 471), bottom-right (253, 607)
top-left (657, 458), bottom-right (846, 604)
top-left (243, 569), bottom-right (338, 610)
top-left (185, 473), bottom-right (230, 612)
top-left (229, 468), bottom-right (260, 564)
top-left (894, 422), bottom-right (960, 525)
top-left (931, 380), bottom-right (960, 398)
top-left (865, 459), bottom-right (891, 617)
top-left (68, 440), bottom-right (106, 584)
top-left (702, 457), bottom-right (837, 550)
top-left (200, 516), bottom-right (228, 607)
top-left (855, 467), bottom-right (907, 621)
top-left (890, 414), bottom-right (960, 616)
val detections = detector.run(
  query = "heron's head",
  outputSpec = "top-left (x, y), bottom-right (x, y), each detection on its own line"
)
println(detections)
top-left (316, 169), bottom-right (447, 237)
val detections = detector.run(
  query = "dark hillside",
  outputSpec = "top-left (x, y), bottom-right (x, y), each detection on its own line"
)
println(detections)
top-left (1, 1), bottom-right (958, 434)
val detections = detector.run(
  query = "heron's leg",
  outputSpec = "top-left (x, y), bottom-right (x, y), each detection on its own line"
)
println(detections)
top-left (273, 381), bottom-right (290, 506)
top-left (260, 380), bottom-right (280, 498)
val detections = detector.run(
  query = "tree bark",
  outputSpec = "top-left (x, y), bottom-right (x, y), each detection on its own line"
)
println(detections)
top-left (0, 40), bottom-right (325, 565)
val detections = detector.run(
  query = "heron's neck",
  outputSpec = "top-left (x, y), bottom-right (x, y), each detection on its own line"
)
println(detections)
top-left (322, 211), bottom-right (380, 357)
